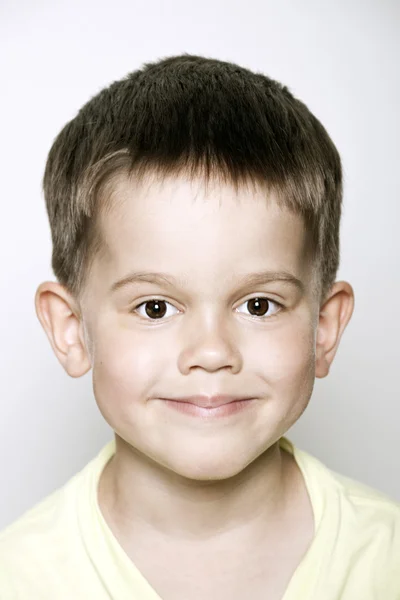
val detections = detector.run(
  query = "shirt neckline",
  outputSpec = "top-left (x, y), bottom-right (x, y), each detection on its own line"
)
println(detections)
top-left (77, 436), bottom-right (338, 599)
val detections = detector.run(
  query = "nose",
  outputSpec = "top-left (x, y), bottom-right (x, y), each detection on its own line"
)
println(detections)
top-left (177, 315), bottom-right (243, 375)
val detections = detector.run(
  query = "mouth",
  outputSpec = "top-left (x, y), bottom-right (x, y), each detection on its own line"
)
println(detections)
top-left (160, 395), bottom-right (255, 408)
top-left (159, 397), bottom-right (256, 419)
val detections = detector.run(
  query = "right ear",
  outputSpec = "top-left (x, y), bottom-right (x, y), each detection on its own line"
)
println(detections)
top-left (34, 282), bottom-right (92, 377)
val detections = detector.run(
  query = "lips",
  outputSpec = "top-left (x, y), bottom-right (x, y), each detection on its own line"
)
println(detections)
top-left (160, 395), bottom-right (254, 409)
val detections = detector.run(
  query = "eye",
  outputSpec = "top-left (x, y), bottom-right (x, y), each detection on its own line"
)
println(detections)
top-left (131, 296), bottom-right (282, 321)
top-left (133, 299), bottom-right (178, 321)
top-left (236, 297), bottom-right (282, 319)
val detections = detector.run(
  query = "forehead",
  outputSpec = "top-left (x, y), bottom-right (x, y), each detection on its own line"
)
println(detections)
top-left (95, 173), bottom-right (311, 287)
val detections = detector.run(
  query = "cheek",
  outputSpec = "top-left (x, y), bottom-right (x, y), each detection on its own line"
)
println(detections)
top-left (89, 312), bottom-right (316, 429)
top-left (255, 319), bottom-right (316, 396)
top-left (91, 328), bottom-right (158, 418)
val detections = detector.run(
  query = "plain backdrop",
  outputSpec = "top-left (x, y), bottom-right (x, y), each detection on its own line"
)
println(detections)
top-left (1, 0), bottom-right (399, 530)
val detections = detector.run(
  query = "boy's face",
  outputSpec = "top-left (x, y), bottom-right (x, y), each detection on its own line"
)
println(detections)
top-left (77, 172), bottom-right (320, 480)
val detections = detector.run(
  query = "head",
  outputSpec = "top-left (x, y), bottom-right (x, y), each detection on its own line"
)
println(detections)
top-left (36, 54), bottom-right (354, 480)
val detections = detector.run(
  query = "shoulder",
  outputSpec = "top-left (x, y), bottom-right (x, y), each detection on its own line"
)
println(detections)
top-left (0, 464), bottom-right (88, 594)
top-left (329, 469), bottom-right (400, 592)
top-left (297, 446), bottom-right (400, 590)
top-left (0, 470), bottom-right (80, 554)
top-left (332, 467), bottom-right (400, 502)
top-left (291, 439), bottom-right (400, 518)
top-left (331, 468), bottom-right (400, 553)
top-left (0, 443), bottom-right (114, 596)
top-left (0, 441), bottom-right (112, 552)
top-left (327, 465), bottom-right (400, 519)
top-left (0, 486), bottom-right (66, 597)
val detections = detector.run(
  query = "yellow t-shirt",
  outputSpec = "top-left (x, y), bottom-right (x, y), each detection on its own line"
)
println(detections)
top-left (0, 437), bottom-right (399, 599)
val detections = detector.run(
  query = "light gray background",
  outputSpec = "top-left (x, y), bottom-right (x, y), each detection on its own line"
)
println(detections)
top-left (1, 0), bottom-right (399, 530)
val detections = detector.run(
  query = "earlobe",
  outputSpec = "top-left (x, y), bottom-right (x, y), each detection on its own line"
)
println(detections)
top-left (34, 282), bottom-right (92, 377)
top-left (315, 281), bottom-right (355, 378)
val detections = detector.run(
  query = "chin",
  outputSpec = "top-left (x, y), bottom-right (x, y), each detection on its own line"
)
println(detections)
top-left (158, 446), bottom-right (263, 483)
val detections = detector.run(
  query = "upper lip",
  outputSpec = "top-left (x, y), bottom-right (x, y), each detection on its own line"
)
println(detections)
top-left (161, 395), bottom-right (254, 408)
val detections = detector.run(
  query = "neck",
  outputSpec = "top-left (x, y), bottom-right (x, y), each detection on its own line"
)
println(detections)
top-left (98, 434), bottom-right (293, 545)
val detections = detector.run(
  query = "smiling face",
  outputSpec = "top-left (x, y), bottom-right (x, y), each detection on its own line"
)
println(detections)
top-left (79, 173), bottom-right (319, 480)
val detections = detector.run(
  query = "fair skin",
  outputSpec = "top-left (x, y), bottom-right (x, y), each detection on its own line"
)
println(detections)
top-left (35, 173), bottom-right (354, 599)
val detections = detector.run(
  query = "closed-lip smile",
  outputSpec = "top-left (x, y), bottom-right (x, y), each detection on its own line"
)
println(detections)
top-left (160, 395), bottom-right (254, 409)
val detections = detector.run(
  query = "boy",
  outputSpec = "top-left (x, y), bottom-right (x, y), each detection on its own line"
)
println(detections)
top-left (0, 53), bottom-right (399, 599)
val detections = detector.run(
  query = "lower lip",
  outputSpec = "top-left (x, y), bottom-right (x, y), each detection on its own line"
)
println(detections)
top-left (161, 399), bottom-right (256, 418)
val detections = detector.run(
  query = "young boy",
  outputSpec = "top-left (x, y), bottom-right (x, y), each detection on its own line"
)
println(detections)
top-left (0, 54), bottom-right (399, 599)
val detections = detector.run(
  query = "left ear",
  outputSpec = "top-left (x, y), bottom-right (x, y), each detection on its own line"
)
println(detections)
top-left (315, 281), bottom-right (355, 378)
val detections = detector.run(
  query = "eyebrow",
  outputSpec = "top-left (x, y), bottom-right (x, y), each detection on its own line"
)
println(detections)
top-left (109, 270), bottom-right (305, 294)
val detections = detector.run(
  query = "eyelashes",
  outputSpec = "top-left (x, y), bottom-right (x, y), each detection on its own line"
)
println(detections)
top-left (130, 296), bottom-right (283, 322)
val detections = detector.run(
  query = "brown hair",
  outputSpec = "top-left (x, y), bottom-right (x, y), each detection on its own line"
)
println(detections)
top-left (43, 54), bottom-right (342, 304)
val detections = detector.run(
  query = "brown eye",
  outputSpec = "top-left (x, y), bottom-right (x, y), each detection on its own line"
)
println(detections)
top-left (237, 297), bottom-right (281, 319)
top-left (132, 299), bottom-right (179, 321)
top-left (142, 300), bottom-right (168, 319)
top-left (248, 298), bottom-right (269, 316)
top-left (132, 296), bottom-right (282, 322)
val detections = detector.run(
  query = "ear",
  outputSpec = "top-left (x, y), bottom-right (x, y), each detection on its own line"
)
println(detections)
top-left (34, 282), bottom-right (92, 377)
top-left (315, 281), bottom-right (355, 378)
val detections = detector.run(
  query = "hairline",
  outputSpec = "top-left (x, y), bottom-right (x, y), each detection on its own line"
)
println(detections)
top-left (75, 154), bottom-right (323, 308)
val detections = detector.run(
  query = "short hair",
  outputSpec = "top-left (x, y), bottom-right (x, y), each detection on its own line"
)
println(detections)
top-left (43, 53), bottom-right (342, 304)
